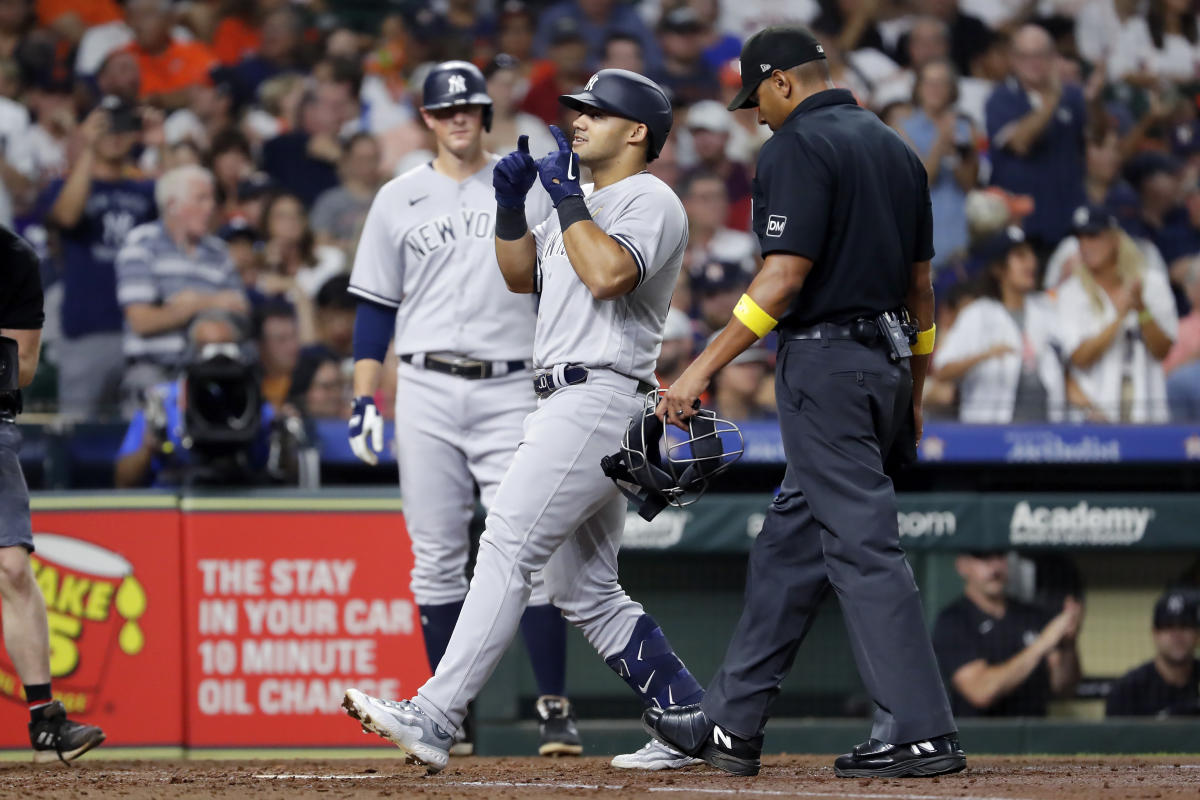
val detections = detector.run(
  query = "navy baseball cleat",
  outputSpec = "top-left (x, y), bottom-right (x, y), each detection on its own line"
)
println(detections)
top-left (342, 689), bottom-right (453, 774)
top-left (834, 734), bottom-right (966, 778)
top-left (643, 704), bottom-right (761, 776)
top-left (29, 700), bottom-right (105, 763)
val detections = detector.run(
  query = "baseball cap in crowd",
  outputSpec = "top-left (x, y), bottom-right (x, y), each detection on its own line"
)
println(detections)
top-left (1071, 204), bottom-right (1118, 236)
top-left (1124, 151), bottom-right (1181, 190)
top-left (549, 16), bottom-right (585, 46)
top-left (237, 173), bottom-right (277, 200)
top-left (727, 25), bottom-right (827, 111)
top-left (1153, 590), bottom-right (1200, 629)
top-left (687, 100), bottom-right (732, 134)
top-left (692, 259), bottom-right (753, 294)
top-left (659, 6), bottom-right (703, 34)
top-left (970, 225), bottom-right (1028, 265)
top-left (218, 219), bottom-right (260, 244)
top-left (99, 95), bottom-right (141, 133)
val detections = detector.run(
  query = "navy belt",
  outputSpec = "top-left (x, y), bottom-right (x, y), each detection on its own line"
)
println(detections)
top-left (401, 353), bottom-right (529, 380)
top-left (533, 364), bottom-right (655, 399)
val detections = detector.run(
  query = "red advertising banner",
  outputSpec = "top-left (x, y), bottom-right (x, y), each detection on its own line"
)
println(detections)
top-left (0, 501), bottom-right (184, 748)
top-left (181, 499), bottom-right (430, 747)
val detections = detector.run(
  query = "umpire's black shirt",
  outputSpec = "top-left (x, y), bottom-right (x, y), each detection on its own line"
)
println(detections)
top-left (752, 89), bottom-right (933, 328)
top-left (932, 596), bottom-right (1053, 717)
top-left (0, 224), bottom-right (44, 331)
top-left (1106, 659), bottom-right (1200, 717)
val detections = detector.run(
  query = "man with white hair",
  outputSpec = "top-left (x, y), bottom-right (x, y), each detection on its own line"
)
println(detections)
top-left (115, 164), bottom-right (248, 410)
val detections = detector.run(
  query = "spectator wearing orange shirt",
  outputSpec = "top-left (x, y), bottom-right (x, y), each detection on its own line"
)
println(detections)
top-left (38, 0), bottom-right (121, 43)
top-left (211, 1), bottom-right (262, 67)
top-left (123, 0), bottom-right (216, 109)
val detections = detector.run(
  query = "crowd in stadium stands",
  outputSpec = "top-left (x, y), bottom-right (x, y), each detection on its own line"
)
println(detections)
top-left (7, 0), bottom-right (1200, 435)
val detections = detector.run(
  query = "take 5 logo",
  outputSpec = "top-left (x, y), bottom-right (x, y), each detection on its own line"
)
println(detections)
top-left (766, 214), bottom-right (787, 238)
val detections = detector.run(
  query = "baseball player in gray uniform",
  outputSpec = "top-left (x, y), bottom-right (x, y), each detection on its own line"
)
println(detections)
top-left (343, 69), bottom-right (706, 773)
top-left (345, 61), bottom-right (582, 756)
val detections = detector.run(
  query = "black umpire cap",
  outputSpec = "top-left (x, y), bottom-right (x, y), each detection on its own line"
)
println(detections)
top-left (727, 25), bottom-right (827, 111)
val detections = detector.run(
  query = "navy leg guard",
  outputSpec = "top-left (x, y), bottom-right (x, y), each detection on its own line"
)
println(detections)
top-left (520, 603), bottom-right (567, 697)
top-left (604, 614), bottom-right (703, 709)
top-left (419, 601), bottom-right (464, 671)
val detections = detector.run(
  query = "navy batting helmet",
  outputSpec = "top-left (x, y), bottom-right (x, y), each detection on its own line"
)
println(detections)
top-left (559, 69), bottom-right (673, 162)
top-left (422, 60), bottom-right (493, 131)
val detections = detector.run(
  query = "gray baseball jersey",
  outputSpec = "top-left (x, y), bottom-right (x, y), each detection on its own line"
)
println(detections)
top-left (531, 172), bottom-right (687, 384)
top-left (348, 155), bottom-right (553, 361)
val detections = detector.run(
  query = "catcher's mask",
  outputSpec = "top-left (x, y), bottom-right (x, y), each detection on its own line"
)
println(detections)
top-left (601, 390), bottom-right (744, 521)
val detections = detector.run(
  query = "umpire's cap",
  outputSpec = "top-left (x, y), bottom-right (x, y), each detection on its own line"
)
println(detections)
top-left (727, 26), bottom-right (827, 111)
top-left (422, 60), bottom-right (494, 131)
top-left (559, 69), bottom-right (673, 162)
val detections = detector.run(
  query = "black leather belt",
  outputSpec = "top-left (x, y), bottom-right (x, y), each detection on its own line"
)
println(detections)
top-left (401, 353), bottom-right (529, 380)
top-left (533, 364), bottom-right (655, 399)
top-left (779, 320), bottom-right (880, 343)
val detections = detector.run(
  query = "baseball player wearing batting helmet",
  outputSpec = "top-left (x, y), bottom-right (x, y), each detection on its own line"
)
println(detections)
top-left (342, 69), bottom-right (708, 774)
top-left (343, 60), bottom-right (583, 757)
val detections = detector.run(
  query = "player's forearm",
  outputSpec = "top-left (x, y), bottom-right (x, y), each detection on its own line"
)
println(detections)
top-left (1070, 319), bottom-right (1123, 368)
top-left (1048, 645), bottom-right (1081, 696)
top-left (1003, 103), bottom-right (1057, 157)
top-left (2, 328), bottom-right (41, 387)
top-left (352, 359), bottom-right (384, 397)
top-left (954, 641), bottom-right (1050, 709)
top-left (906, 261), bottom-right (934, 406)
top-left (49, 150), bottom-right (94, 228)
top-left (123, 303), bottom-right (194, 336)
top-left (562, 221), bottom-right (638, 300)
top-left (114, 451), bottom-right (152, 488)
top-left (495, 232), bottom-right (537, 293)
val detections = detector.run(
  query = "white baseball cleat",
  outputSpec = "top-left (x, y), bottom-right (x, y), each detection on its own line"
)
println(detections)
top-left (342, 689), bottom-right (453, 774)
top-left (611, 738), bottom-right (704, 770)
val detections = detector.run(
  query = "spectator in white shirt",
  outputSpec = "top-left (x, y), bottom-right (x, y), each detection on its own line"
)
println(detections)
top-left (1058, 205), bottom-right (1178, 422)
top-left (935, 226), bottom-right (1065, 422)
top-left (1146, 0), bottom-right (1200, 84)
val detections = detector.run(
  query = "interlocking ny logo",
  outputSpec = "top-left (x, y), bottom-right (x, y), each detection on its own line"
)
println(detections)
top-left (448, 74), bottom-right (467, 94)
top-left (585, 73), bottom-right (600, 91)
top-left (766, 214), bottom-right (787, 237)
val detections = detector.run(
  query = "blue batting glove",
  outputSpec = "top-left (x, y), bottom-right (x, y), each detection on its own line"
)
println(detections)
top-left (493, 135), bottom-right (538, 210)
top-left (536, 125), bottom-right (583, 207)
top-left (348, 395), bottom-right (384, 465)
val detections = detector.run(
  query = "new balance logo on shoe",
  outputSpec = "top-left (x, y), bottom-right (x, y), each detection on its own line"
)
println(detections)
top-left (910, 741), bottom-right (936, 755)
top-left (713, 726), bottom-right (733, 750)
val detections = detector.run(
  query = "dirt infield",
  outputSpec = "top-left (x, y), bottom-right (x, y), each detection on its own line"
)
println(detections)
top-left (0, 755), bottom-right (1197, 799)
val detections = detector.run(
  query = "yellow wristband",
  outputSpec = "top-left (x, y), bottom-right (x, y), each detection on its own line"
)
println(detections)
top-left (732, 294), bottom-right (778, 338)
top-left (911, 324), bottom-right (936, 356)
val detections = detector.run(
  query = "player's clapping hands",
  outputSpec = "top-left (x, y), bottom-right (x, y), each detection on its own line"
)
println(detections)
top-left (348, 395), bottom-right (384, 465)
top-left (536, 125), bottom-right (583, 207)
top-left (493, 134), bottom-right (538, 209)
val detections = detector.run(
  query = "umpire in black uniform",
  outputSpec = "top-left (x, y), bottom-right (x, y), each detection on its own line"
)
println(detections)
top-left (1, 224), bottom-right (107, 761)
top-left (649, 26), bottom-right (962, 778)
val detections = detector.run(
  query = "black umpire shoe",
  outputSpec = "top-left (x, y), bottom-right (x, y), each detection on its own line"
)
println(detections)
top-left (536, 695), bottom-right (583, 756)
top-left (643, 704), bottom-right (761, 776)
top-left (834, 734), bottom-right (966, 778)
top-left (29, 701), bottom-right (105, 764)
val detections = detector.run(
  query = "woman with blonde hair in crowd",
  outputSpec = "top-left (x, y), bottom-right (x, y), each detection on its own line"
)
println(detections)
top-left (1058, 205), bottom-right (1178, 422)
top-left (934, 226), bottom-right (1065, 423)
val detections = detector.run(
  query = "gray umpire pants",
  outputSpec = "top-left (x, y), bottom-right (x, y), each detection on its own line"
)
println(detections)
top-left (701, 336), bottom-right (956, 745)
